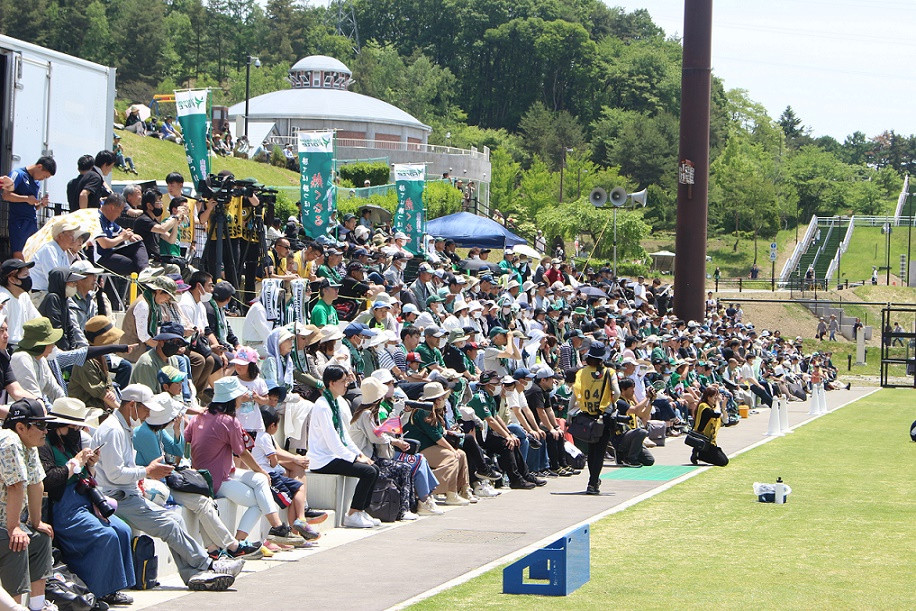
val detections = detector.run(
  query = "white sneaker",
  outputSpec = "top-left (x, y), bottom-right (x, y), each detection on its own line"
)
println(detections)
top-left (211, 557), bottom-right (245, 577)
top-left (399, 510), bottom-right (419, 521)
top-left (444, 491), bottom-right (470, 506)
top-left (417, 498), bottom-right (444, 515)
top-left (473, 481), bottom-right (500, 498)
top-left (643, 437), bottom-right (657, 448)
top-left (459, 485), bottom-right (479, 503)
top-left (343, 512), bottom-right (375, 528)
top-left (360, 511), bottom-right (382, 526)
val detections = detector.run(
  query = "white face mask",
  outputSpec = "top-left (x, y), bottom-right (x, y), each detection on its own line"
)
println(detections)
top-left (128, 404), bottom-right (142, 428)
top-left (200, 292), bottom-right (213, 302)
top-left (65, 285), bottom-right (78, 298)
top-left (472, 311), bottom-right (482, 318)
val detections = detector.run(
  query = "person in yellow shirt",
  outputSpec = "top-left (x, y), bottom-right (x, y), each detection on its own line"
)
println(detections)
top-left (572, 342), bottom-right (620, 495)
top-left (691, 386), bottom-right (729, 467)
top-left (293, 242), bottom-right (323, 281)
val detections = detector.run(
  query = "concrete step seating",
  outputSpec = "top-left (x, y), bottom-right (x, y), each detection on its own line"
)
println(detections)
top-left (133, 471), bottom-right (358, 578)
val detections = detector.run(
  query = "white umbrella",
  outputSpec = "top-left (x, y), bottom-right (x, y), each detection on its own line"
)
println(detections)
top-left (24, 209), bottom-right (103, 262)
top-left (511, 244), bottom-right (544, 260)
top-left (127, 104), bottom-right (152, 121)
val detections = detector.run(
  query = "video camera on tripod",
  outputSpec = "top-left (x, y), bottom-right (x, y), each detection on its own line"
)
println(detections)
top-left (197, 174), bottom-right (268, 203)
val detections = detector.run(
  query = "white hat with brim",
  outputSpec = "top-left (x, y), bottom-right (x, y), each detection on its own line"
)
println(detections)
top-left (146, 394), bottom-right (182, 426)
top-left (360, 378), bottom-right (387, 405)
top-left (47, 397), bottom-right (93, 425)
top-left (420, 382), bottom-right (450, 401)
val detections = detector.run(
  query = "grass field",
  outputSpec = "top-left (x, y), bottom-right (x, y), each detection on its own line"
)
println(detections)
top-left (113, 130), bottom-right (300, 187)
top-left (411, 389), bottom-right (915, 610)
top-left (839, 225), bottom-right (914, 284)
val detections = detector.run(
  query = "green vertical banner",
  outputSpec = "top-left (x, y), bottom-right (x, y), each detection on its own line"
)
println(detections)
top-left (174, 89), bottom-right (211, 188)
top-left (298, 130), bottom-right (336, 238)
top-left (393, 164), bottom-right (426, 254)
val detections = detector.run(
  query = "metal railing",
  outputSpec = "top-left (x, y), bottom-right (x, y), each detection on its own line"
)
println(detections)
top-left (850, 215), bottom-right (914, 227)
top-left (893, 174), bottom-right (909, 222)
top-left (780, 215), bottom-right (818, 281)
top-left (825, 217), bottom-right (856, 281)
top-left (264, 134), bottom-right (489, 160)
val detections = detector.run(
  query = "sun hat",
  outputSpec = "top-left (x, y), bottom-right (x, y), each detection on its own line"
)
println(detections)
top-left (212, 377), bottom-right (249, 404)
top-left (46, 397), bottom-right (95, 426)
top-left (230, 346), bottom-right (260, 365)
top-left (121, 384), bottom-right (164, 411)
top-left (318, 325), bottom-right (343, 343)
top-left (276, 327), bottom-right (295, 345)
top-left (51, 218), bottom-right (82, 239)
top-left (143, 275), bottom-right (178, 299)
top-left (371, 368), bottom-right (395, 384)
top-left (156, 365), bottom-right (187, 386)
top-left (420, 382), bottom-right (450, 401)
top-left (360, 378), bottom-right (387, 405)
top-left (85, 315), bottom-right (124, 346)
top-left (586, 342), bottom-right (608, 360)
top-left (146, 394), bottom-right (181, 426)
top-left (447, 329), bottom-right (470, 344)
top-left (19, 318), bottom-right (63, 350)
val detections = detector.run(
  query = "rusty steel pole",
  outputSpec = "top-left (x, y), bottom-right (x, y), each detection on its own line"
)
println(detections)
top-left (673, 0), bottom-right (713, 322)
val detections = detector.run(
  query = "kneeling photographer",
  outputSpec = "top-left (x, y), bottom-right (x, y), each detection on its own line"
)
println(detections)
top-left (610, 378), bottom-right (656, 467)
top-left (38, 398), bottom-right (136, 606)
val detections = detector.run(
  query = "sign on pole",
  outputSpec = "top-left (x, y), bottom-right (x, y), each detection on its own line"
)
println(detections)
top-left (393, 164), bottom-right (426, 255)
top-left (174, 89), bottom-right (211, 189)
top-left (298, 131), bottom-right (336, 239)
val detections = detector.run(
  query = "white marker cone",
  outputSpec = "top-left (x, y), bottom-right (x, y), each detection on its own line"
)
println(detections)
top-left (817, 383), bottom-right (829, 415)
top-left (779, 397), bottom-right (792, 433)
top-left (807, 386), bottom-right (818, 416)
top-left (765, 400), bottom-right (784, 436)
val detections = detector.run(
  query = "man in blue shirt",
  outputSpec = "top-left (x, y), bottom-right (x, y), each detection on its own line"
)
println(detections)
top-left (3, 157), bottom-right (56, 259)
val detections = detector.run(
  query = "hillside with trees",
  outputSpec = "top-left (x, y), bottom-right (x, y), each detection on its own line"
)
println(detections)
top-left (2, 0), bottom-right (911, 271)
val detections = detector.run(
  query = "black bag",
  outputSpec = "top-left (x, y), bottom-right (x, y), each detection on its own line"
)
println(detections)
top-left (165, 466), bottom-right (212, 497)
top-left (684, 430), bottom-right (710, 451)
top-left (131, 534), bottom-right (160, 590)
top-left (46, 563), bottom-right (96, 611)
top-left (366, 475), bottom-right (400, 523)
top-left (568, 412), bottom-right (605, 444)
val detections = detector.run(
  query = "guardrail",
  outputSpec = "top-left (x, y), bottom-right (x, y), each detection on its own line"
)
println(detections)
top-left (850, 215), bottom-right (914, 227)
top-left (264, 135), bottom-right (489, 160)
top-left (825, 217), bottom-right (856, 281)
top-left (893, 173), bottom-right (909, 222)
top-left (780, 215), bottom-right (819, 281)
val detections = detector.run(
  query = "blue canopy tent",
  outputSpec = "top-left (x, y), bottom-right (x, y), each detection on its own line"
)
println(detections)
top-left (426, 212), bottom-right (526, 249)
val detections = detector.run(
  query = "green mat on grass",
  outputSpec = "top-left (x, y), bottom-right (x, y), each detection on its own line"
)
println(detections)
top-left (599, 465), bottom-right (698, 481)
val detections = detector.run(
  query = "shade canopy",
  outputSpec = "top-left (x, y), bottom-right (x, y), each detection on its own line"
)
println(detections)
top-left (426, 212), bottom-right (526, 249)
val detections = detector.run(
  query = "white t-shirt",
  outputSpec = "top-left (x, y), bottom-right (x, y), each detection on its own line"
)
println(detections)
top-left (251, 430), bottom-right (276, 472)
top-left (236, 376), bottom-right (268, 432)
top-left (503, 387), bottom-right (528, 426)
top-left (179, 292), bottom-right (207, 333)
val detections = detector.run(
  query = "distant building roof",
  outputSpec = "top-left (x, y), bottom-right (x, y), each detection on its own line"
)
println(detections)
top-left (290, 55), bottom-right (351, 75)
top-left (227, 88), bottom-right (431, 132)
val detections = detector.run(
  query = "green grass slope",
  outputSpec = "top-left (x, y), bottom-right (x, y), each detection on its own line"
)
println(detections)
top-left (113, 130), bottom-right (300, 187)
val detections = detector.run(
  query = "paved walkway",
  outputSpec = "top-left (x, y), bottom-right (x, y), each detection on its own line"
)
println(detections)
top-left (134, 388), bottom-right (874, 611)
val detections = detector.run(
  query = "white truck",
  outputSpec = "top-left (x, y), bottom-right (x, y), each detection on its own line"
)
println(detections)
top-left (0, 35), bottom-right (116, 230)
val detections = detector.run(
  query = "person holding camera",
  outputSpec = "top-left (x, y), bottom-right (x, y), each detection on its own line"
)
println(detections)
top-left (38, 398), bottom-right (135, 606)
top-left (0, 399), bottom-right (56, 611)
top-left (610, 378), bottom-right (656, 467)
top-left (690, 386), bottom-right (729, 467)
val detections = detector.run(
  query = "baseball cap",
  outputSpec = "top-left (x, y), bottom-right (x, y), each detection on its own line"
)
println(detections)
top-left (120, 384), bottom-right (164, 411)
top-left (479, 370), bottom-right (499, 384)
top-left (344, 322), bottom-right (376, 338)
top-left (0, 259), bottom-right (34, 279)
top-left (212, 281), bottom-right (235, 302)
top-left (152, 321), bottom-right (186, 342)
top-left (317, 278), bottom-right (341, 290)
top-left (157, 365), bottom-right (187, 386)
top-left (1, 398), bottom-right (51, 429)
top-left (488, 326), bottom-right (509, 338)
top-left (230, 346), bottom-right (260, 365)
top-left (70, 260), bottom-right (105, 275)
top-left (402, 303), bottom-right (419, 315)
top-left (424, 326), bottom-right (447, 338)
top-left (535, 367), bottom-right (558, 380)
top-left (512, 368), bottom-right (534, 380)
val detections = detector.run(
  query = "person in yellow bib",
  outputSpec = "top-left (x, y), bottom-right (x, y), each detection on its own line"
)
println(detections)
top-left (573, 342), bottom-right (619, 495)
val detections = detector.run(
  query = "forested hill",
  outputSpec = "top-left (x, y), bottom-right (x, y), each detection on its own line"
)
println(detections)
top-left (2, 0), bottom-right (912, 264)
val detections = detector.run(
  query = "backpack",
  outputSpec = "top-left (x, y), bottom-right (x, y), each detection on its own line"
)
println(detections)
top-left (45, 563), bottom-right (96, 611)
top-left (564, 440), bottom-right (586, 470)
top-left (131, 535), bottom-right (159, 590)
top-left (366, 475), bottom-right (400, 523)
top-left (646, 420), bottom-right (667, 446)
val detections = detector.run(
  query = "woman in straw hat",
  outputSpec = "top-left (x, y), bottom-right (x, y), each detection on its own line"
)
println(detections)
top-left (69, 315), bottom-right (133, 412)
top-left (38, 397), bottom-right (136, 606)
top-left (402, 382), bottom-right (472, 507)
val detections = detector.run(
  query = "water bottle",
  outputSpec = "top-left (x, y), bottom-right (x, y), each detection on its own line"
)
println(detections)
top-left (775, 477), bottom-right (786, 504)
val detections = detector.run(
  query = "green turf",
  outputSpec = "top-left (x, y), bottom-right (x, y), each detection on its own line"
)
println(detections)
top-left (410, 389), bottom-right (916, 610)
top-left (599, 464), bottom-right (698, 481)
top-left (839, 225), bottom-right (914, 284)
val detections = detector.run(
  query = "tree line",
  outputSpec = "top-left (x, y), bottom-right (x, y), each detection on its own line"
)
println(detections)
top-left (1, 0), bottom-right (912, 264)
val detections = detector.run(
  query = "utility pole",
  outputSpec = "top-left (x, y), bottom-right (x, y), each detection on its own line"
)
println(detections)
top-left (673, 0), bottom-right (713, 322)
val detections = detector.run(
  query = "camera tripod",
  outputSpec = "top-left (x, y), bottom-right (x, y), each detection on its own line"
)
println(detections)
top-left (202, 200), bottom-right (240, 288)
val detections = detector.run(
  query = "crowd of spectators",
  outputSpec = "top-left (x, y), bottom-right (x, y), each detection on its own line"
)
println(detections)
top-left (0, 159), bottom-right (849, 609)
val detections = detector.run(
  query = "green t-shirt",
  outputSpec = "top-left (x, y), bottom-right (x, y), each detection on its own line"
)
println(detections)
top-left (467, 391), bottom-right (496, 421)
top-left (416, 342), bottom-right (444, 368)
top-left (402, 409), bottom-right (444, 451)
top-left (310, 299), bottom-right (339, 326)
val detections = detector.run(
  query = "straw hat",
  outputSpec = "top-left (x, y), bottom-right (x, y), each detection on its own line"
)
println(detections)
top-left (85, 315), bottom-right (124, 346)
top-left (47, 397), bottom-right (102, 426)
top-left (421, 382), bottom-right (450, 401)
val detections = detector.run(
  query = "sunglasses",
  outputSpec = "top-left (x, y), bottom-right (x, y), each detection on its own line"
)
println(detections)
top-left (28, 421), bottom-right (48, 431)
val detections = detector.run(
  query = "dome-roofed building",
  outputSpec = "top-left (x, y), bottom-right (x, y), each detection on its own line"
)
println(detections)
top-left (228, 55), bottom-right (431, 145)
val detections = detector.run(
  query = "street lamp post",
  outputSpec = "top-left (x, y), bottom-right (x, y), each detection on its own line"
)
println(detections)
top-left (244, 55), bottom-right (261, 139)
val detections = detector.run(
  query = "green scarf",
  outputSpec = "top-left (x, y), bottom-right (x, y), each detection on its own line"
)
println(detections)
top-left (142, 288), bottom-right (161, 338)
top-left (212, 298), bottom-right (227, 343)
top-left (323, 389), bottom-right (348, 444)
